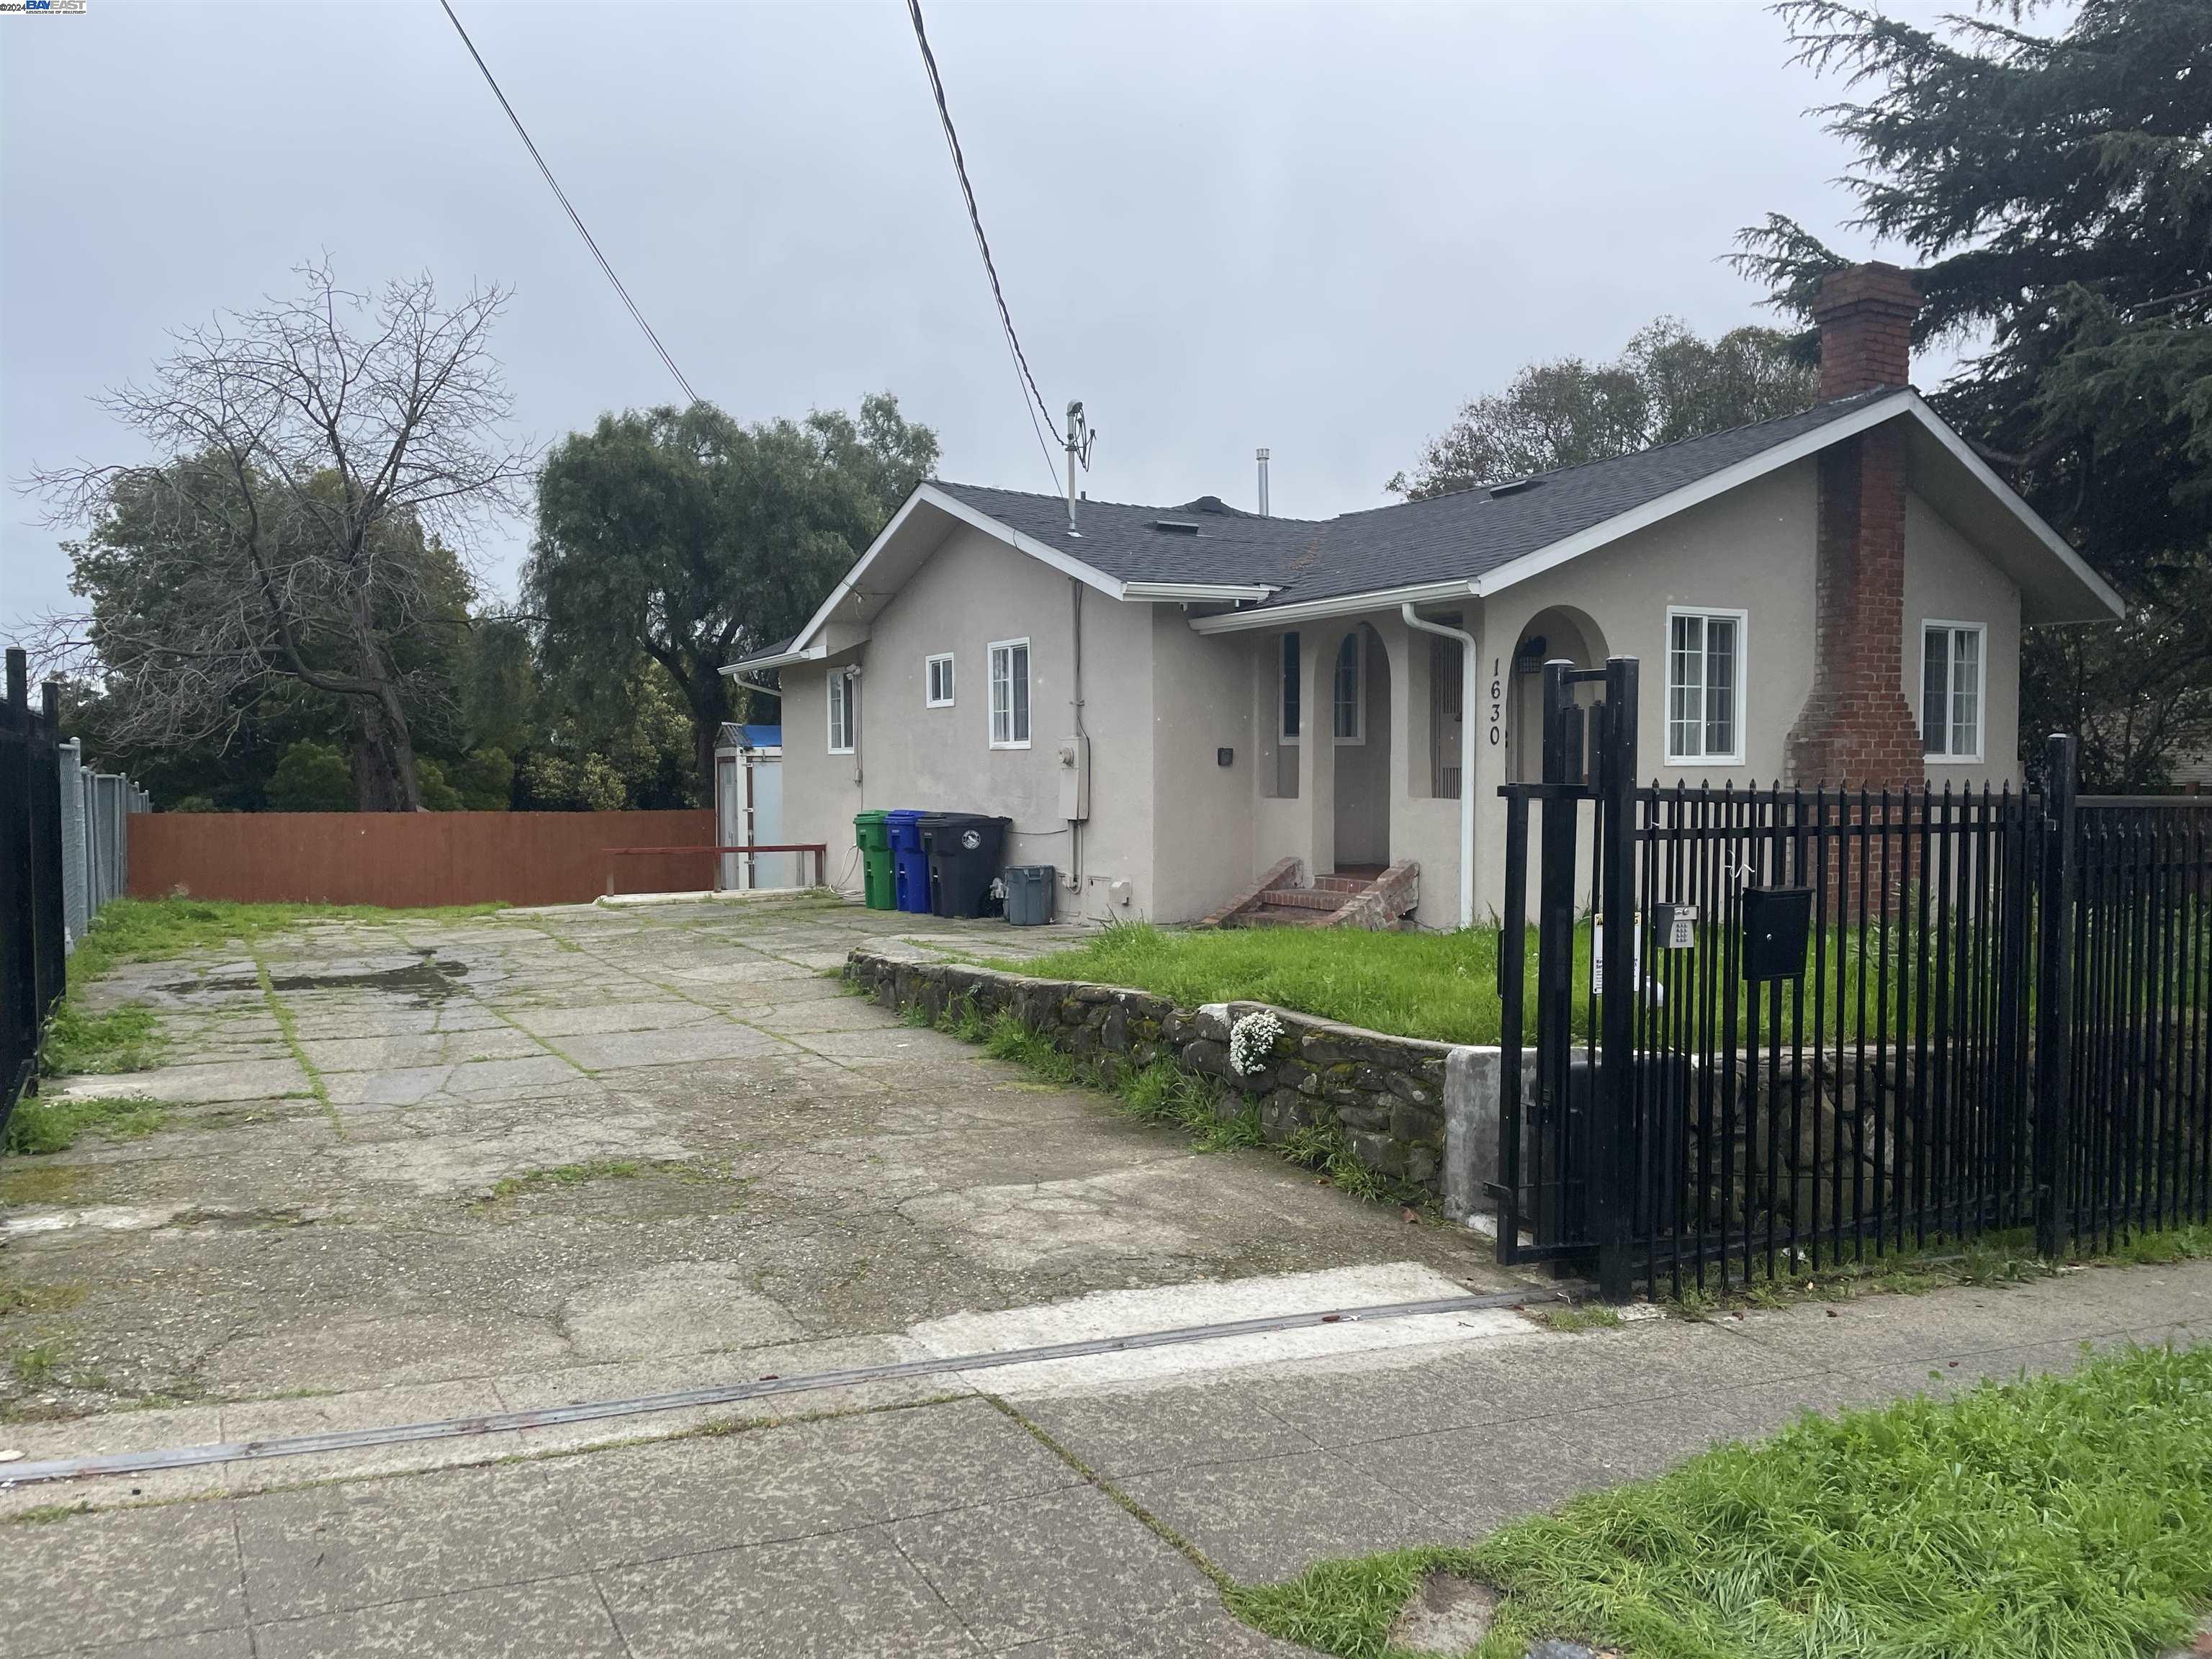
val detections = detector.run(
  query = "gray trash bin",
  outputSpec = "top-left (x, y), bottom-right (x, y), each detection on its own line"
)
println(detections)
top-left (1004, 866), bottom-right (1055, 927)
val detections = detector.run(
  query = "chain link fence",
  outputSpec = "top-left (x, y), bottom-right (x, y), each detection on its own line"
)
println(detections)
top-left (4, 647), bottom-right (150, 1129)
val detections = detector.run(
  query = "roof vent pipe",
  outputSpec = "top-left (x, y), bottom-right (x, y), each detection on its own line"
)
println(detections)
top-left (1256, 448), bottom-right (1270, 518)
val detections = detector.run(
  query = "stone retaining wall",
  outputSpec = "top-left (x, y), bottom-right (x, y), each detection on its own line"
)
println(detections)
top-left (845, 949), bottom-right (1506, 1205)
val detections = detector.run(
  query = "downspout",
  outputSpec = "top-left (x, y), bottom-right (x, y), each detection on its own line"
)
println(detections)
top-left (1069, 577), bottom-right (1086, 896)
top-left (845, 665), bottom-right (863, 788)
top-left (1401, 603), bottom-right (1479, 931)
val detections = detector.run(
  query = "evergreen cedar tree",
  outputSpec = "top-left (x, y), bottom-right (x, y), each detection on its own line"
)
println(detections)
top-left (1734, 0), bottom-right (2212, 788)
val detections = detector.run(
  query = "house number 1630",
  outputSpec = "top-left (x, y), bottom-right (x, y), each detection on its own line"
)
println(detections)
top-left (1487, 658), bottom-right (1503, 747)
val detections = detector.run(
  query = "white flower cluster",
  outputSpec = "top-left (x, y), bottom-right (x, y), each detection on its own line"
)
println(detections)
top-left (1228, 1010), bottom-right (1283, 1076)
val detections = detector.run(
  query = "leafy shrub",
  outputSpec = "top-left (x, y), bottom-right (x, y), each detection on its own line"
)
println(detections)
top-left (265, 740), bottom-right (354, 812)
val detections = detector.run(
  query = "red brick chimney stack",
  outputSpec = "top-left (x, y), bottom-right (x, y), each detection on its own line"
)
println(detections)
top-left (1809, 261), bottom-right (1920, 403)
top-left (1784, 262), bottom-right (1925, 791)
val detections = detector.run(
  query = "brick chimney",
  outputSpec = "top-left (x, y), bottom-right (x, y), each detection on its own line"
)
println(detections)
top-left (1784, 262), bottom-right (1924, 789)
top-left (1809, 261), bottom-right (1920, 401)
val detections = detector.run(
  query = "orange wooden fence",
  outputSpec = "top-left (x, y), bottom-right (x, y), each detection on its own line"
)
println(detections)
top-left (128, 810), bottom-right (716, 908)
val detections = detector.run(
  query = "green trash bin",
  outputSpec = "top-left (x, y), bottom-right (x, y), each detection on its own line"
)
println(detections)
top-left (854, 811), bottom-right (895, 910)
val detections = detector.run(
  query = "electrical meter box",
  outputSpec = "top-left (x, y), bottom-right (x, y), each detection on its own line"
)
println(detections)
top-left (1057, 733), bottom-right (1090, 821)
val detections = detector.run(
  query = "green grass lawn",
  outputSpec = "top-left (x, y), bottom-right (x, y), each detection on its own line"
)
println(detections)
top-left (1012, 909), bottom-right (2068, 1048)
top-left (1015, 923), bottom-right (1570, 1046)
top-left (1230, 1341), bottom-right (2212, 1659)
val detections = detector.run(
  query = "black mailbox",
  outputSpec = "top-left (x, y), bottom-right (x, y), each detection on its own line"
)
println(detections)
top-left (1741, 886), bottom-right (1812, 981)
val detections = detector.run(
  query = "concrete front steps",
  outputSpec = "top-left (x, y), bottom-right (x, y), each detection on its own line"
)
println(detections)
top-left (1200, 858), bottom-right (1420, 930)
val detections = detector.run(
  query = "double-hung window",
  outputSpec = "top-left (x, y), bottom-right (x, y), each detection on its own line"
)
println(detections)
top-left (988, 637), bottom-right (1030, 748)
top-left (925, 652), bottom-right (955, 708)
top-left (1665, 607), bottom-right (1745, 765)
top-left (827, 669), bottom-right (855, 755)
top-left (1279, 633), bottom-right (1300, 745)
top-left (1922, 622), bottom-right (1984, 762)
top-left (1332, 632), bottom-right (1364, 743)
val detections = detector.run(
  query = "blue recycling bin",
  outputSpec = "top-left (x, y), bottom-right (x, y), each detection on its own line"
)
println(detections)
top-left (886, 809), bottom-right (932, 914)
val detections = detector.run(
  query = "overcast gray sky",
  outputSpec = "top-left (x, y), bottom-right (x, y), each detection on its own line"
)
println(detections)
top-left (2, 0), bottom-right (1953, 630)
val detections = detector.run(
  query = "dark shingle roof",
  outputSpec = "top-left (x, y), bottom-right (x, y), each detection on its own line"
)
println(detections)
top-left (934, 388), bottom-right (1898, 611)
top-left (929, 482), bottom-right (1323, 587)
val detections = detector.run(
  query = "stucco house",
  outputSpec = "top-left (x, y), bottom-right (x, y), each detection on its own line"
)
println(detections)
top-left (722, 264), bottom-right (2123, 928)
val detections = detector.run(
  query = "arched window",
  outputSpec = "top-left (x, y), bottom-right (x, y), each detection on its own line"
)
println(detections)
top-left (1332, 633), bottom-right (1364, 743)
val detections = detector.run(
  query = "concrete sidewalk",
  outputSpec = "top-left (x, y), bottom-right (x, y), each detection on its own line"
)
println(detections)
top-left (4, 1259), bottom-right (2205, 1658)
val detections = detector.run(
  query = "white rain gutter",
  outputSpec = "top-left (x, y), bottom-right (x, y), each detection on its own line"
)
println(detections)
top-left (1401, 603), bottom-right (1478, 931)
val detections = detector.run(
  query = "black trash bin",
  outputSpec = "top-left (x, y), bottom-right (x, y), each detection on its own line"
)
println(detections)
top-left (919, 814), bottom-right (1010, 918)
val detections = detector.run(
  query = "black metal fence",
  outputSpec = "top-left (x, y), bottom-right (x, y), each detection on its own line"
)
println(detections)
top-left (1495, 656), bottom-right (2212, 1298)
top-left (3, 648), bottom-right (68, 1134)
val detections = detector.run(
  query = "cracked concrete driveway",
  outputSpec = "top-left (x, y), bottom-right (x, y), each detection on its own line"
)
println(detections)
top-left (0, 891), bottom-right (1520, 1496)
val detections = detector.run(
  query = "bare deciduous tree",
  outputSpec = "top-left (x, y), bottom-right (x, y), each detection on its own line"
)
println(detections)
top-left (27, 261), bottom-right (534, 809)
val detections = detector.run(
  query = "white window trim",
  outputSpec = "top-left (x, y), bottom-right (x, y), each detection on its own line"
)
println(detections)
top-left (988, 637), bottom-right (1032, 750)
top-left (1921, 619), bottom-right (1987, 765)
top-left (1331, 630), bottom-right (1365, 746)
top-left (827, 669), bottom-right (855, 755)
top-left (1279, 632), bottom-right (1300, 745)
top-left (1663, 605), bottom-right (1748, 767)
top-left (925, 652), bottom-right (955, 709)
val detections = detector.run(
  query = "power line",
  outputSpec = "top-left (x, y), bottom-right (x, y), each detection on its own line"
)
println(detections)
top-left (439, 0), bottom-right (702, 408)
top-left (904, 0), bottom-right (1064, 489)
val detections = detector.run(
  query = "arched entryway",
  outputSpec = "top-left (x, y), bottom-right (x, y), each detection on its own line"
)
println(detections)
top-left (1508, 606), bottom-right (1607, 783)
top-left (1329, 623), bottom-right (1393, 869)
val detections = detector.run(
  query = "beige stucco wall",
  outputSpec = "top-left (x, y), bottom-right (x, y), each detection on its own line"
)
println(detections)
top-left (1904, 493), bottom-right (2022, 792)
top-left (775, 441), bottom-right (2031, 930)
top-left (1147, 606), bottom-right (1254, 921)
top-left (1460, 457), bottom-right (2028, 918)
top-left (775, 522), bottom-right (1159, 922)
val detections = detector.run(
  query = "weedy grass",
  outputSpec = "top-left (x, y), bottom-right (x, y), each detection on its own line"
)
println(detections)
top-left (477, 1159), bottom-right (647, 1202)
top-left (1229, 1341), bottom-right (2212, 1659)
top-left (1535, 1304), bottom-right (1623, 1333)
top-left (67, 896), bottom-right (504, 990)
top-left (0, 1281), bottom-right (86, 1320)
top-left (473, 1157), bottom-right (719, 1206)
top-left (1277, 1118), bottom-right (1421, 1205)
top-left (1118, 1056), bottom-right (1264, 1152)
top-left (935, 999), bottom-right (1386, 1189)
top-left (1665, 1221), bottom-right (2212, 1318)
top-left (3, 1504), bottom-right (91, 1527)
top-left (2, 1095), bottom-right (167, 1156)
top-left (37, 1002), bottom-right (163, 1076)
top-left (0, 1163), bottom-right (91, 1206)
top-left (8, 1341), bottom-right (68, 1389)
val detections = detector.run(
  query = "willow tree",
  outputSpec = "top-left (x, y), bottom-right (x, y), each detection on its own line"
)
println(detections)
top-left (526, 393), bottom-right (938, 795)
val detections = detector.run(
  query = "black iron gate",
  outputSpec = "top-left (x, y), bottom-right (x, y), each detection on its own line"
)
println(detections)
top-left (3, 647), bottom-right (68, 1133)
top-left (1495, 655), bottom-right (2212, 1299)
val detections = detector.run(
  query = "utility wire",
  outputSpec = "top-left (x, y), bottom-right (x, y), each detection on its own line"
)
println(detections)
top-left (904, 0), bottom-right (1064, 489)
top-left (439, 0), bottom-right (702, 408)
